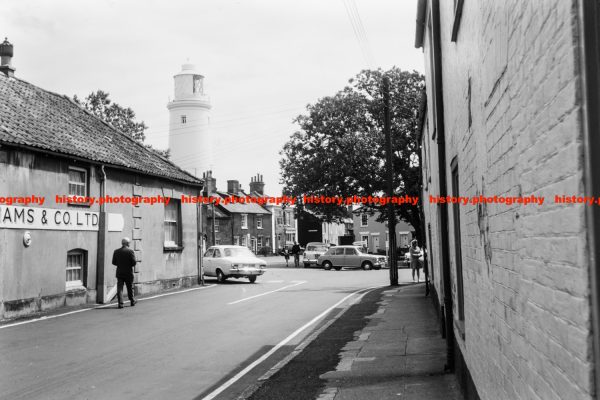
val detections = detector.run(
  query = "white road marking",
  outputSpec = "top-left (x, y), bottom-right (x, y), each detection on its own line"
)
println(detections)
top-left (202, 285), bottom-right (382, 400)
top-left (227, 281), bottom-right (306, 305)
top-left (0, 284), bottom-right (216, 330)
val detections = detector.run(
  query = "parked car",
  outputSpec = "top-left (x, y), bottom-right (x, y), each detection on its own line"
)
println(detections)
top-left (317, 245), bottom-right (387, 271)
top-left (303, 242), bottom-right (329, 268)
top-left (203, 245), bottom-right (267, 283)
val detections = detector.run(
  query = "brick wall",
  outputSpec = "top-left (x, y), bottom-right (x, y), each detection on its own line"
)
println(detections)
top-left (420, 0), bottom-right (592, 398)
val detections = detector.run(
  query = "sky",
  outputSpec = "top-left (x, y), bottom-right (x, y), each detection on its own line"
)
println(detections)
top-left (2, 0), bottom-right (424, 194)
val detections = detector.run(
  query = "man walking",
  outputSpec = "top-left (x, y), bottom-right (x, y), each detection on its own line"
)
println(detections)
top-left (291, 241), bottom-right (301, 268)
top-left (112, 237), bottom-right (137, 308)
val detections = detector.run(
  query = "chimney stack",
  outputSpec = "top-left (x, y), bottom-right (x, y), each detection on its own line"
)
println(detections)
top-left (227, 180), bottom-right (240, 194)
top-left (202, 170), bottom-right (217, 195)
top-left (0, 38), bottom-right (15, 78)
top-left (249, 173), bottom-right (265, 195)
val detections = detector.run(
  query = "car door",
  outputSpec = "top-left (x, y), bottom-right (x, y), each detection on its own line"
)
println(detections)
top-left (203, 248), bottom-right (214, 275)
top-left (213, 248), bottom-right (225, 272)
top-left (345, 247), bottom-right (360, 268)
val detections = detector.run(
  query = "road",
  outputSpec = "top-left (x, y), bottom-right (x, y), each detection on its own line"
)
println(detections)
top-left (0, 266), bottom-right (416, 400)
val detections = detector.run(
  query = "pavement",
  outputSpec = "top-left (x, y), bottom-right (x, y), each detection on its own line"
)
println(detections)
top-left (243, 283), bottom-right (462, 400)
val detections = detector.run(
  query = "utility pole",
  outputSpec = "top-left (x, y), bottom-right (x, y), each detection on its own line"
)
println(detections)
top-left (383, 75), bottom-right (399, 286)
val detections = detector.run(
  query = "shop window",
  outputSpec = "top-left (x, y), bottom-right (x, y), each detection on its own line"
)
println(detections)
top-left (164, 199), bottom-right (182, 248)
top-left (66, 249), bottom-right (87, 290)
top-left (68, 166), bottom-right (88, 198)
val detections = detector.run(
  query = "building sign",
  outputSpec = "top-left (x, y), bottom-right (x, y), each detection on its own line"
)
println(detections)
top-left (0, 206), bottom-right (123, 232)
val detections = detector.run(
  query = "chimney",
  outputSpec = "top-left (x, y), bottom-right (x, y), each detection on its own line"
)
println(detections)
top-left (249, 173), bottom-right (265, 195)
top-left (227, 180), bottom-right (240, 194)
top-left (202, 170), bottom-right (217, 195)
top-left (0, 38), bottom-right (15, 78)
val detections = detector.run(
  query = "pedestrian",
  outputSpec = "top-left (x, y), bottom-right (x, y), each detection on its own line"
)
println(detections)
top-left (112, 237), bottom-right (137, 308)
top-left (410, 239), bottom-right (422, 282)
top-left (283, 247), bottom-right (290, 267)
top-left (291, 241), bottom-right (301, 268)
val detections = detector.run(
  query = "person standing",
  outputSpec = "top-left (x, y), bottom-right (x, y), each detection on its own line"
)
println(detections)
top-left (409, 239), bottom-right (422, 282)
top-left (291, 241), bottom-right (301, 268)
top-left (112, 237), bottom-right (137, 308)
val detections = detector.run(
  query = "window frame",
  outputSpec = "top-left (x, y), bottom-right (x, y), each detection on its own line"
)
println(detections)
top-left (68, 166), bottom-right (89, 203)
top-left (361, 213), bottom-right (368, 227)
top-left (66, 249), bottom-right (87, 290)
top-left (256, 215), bottom-right (263, 229)
top-left (164, 198), bottom-right (183, 250)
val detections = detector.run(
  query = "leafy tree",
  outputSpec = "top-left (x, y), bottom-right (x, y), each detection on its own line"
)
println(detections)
top-left (280, 67), bottom-right (424, 240)
top-left (74, 90), bottom-right (170, 159)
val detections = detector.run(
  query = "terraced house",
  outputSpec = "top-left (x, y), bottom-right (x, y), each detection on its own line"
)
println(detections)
top-left (0, 40), bottom-right (204, 319)
top-left (416, 1), bottom-right (600, 399)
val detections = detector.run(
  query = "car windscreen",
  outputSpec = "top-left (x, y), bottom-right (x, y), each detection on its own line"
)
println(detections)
top-left (356, 247), bottom-right (368, 254)
top-left (224, 247), bottom-right (255, 257)
top-left (307, 245), bottom-right (328, 252)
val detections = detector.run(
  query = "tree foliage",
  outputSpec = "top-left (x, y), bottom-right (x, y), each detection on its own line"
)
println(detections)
top-left (74, 90), bottom-right (170, 159)
top-left (280, 67), bottom-right (424, 238)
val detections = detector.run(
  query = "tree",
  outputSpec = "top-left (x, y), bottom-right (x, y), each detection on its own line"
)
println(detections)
top-left (73, 90), bottom-right (170, 159)
top-left (279, 67), bottom-right (425, 240)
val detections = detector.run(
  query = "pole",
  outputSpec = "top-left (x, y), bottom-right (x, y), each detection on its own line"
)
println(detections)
top-left (211, 202), bottom-right (216, 246)
top-left (383, 75), bottom-right (399, 286)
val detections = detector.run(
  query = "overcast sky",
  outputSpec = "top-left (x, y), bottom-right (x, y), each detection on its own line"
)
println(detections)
top-left (2, 0), bottom-right (423, 194)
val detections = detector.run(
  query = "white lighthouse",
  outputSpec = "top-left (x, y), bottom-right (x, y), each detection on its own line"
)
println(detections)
top-left (167, 63), bottom-right (212, 177)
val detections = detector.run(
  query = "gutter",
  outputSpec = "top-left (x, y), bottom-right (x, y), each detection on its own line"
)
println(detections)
top-left (96, 165), bottom-right (107, 303)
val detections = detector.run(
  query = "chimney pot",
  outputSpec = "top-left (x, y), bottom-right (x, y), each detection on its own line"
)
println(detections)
top-left (0, 37), bottom-right (15, 78)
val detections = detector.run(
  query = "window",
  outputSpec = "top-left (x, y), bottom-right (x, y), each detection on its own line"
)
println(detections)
top-left (286, 233), bottom-right (295, 242)
top-left (257, 236), bottom-right (263, 247)
top-left (234, 236), bottom-right (240, 245)
top-left (164, 199), bottom-right (181, 248)
top-left (66, 250), bottom-right (86, 289)
top-left (213, 249), bottom-right (222, 258)
top-left (398, 232), bottom-right (410, 248)
top-left (241, 235), bottom-right (247, 246)
top-left (361, 213), bottom-right (368, 227)
top-left (257, 215), bottom-right (263, 229)
top-left (344, 248), bottom-right (357, 255)
top-left (451, 158), bottom-right (465, 327)
top-left (181, 115), bottom-right (187, 124)
top-left (361, 235), bottom-right (369, 247)
top-left (276, 213), bottom-right (283, 225)
top-left (204, 248), bottom-right (214, 258)
top-left (214, 219), bottom-right (220, 233)
top-left (215, 238), bottom-right (221, 245)
top-left (68, 167), bottom-right (87, 198)
top-left (285, 212), bottom-right (291, 226)
top-left (241, 214), bottom-right (248, 229)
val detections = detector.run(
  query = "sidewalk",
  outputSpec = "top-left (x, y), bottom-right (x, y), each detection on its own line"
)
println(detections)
top-left (245, 283), bottom-right (462, 400)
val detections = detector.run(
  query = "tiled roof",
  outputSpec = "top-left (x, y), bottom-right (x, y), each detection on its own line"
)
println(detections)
top-left (0, 75), bottom-right (202, 186)
top-left (215, 191), bottom-right (271, 214)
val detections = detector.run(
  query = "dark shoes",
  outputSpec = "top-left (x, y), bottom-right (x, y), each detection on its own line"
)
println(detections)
top-left (130, 300), bottom-right (136, 307)
top-left (118, 304), bottom-right (124, 309)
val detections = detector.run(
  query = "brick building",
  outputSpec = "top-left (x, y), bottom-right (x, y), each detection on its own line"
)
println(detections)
top-left (0, 40), bottom-right (204, 319)
top-left (203, 172), bottom-right (272, 253)
top-left (416, 1), bottom-right (600, 399)
top-left (352, 206), bottom-right (414, 254)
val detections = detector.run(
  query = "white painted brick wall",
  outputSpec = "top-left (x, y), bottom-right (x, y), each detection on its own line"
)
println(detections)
top-left (420, 0), bottom-right (592, 398)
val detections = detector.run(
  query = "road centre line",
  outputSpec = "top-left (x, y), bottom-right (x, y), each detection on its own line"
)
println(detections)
top-left (0, 284), bottom-right (216, 330)
top-left (202, 285), bottom-right (383, 400)
top-left (227, 281), bottom-right (306, 305)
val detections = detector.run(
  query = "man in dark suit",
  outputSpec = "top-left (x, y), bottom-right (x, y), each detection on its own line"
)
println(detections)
top-left (291, 241), bottom-right (301, 268)
top-left (112, 237), bottom-right (137, 309)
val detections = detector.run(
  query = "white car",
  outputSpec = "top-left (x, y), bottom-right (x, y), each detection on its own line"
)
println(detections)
top-left (303, 242), bottom-right (329, 268)
top-left (203, 245), bottom-right (267, 283)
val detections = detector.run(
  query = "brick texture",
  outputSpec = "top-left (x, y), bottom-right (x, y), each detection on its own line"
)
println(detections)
top-left (420, 1), bottom-right (592, 399)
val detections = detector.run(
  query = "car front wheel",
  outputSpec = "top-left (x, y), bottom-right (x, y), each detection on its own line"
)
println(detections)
top-left (248, 276), bottom-right (257, 283)
top-left (322, 261), bottom-right (333, 270)
top-left (217, 269), bottom-right (227, 283)
top-left (362, 261), bottom-right (373, 271)
top-left (304, 262), bottom-right (310, 268)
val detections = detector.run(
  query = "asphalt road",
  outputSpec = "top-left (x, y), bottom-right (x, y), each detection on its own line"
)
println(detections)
top-left (0, 266), bottom-right (415, 400)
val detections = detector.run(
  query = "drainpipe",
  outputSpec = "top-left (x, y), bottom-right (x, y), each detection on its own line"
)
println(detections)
top-left (96, 165), bottom-right (107, 303)
top-left (578, 0), bottom-right (600, 393)
top-left (430, 0), bottom-right (455, 371)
